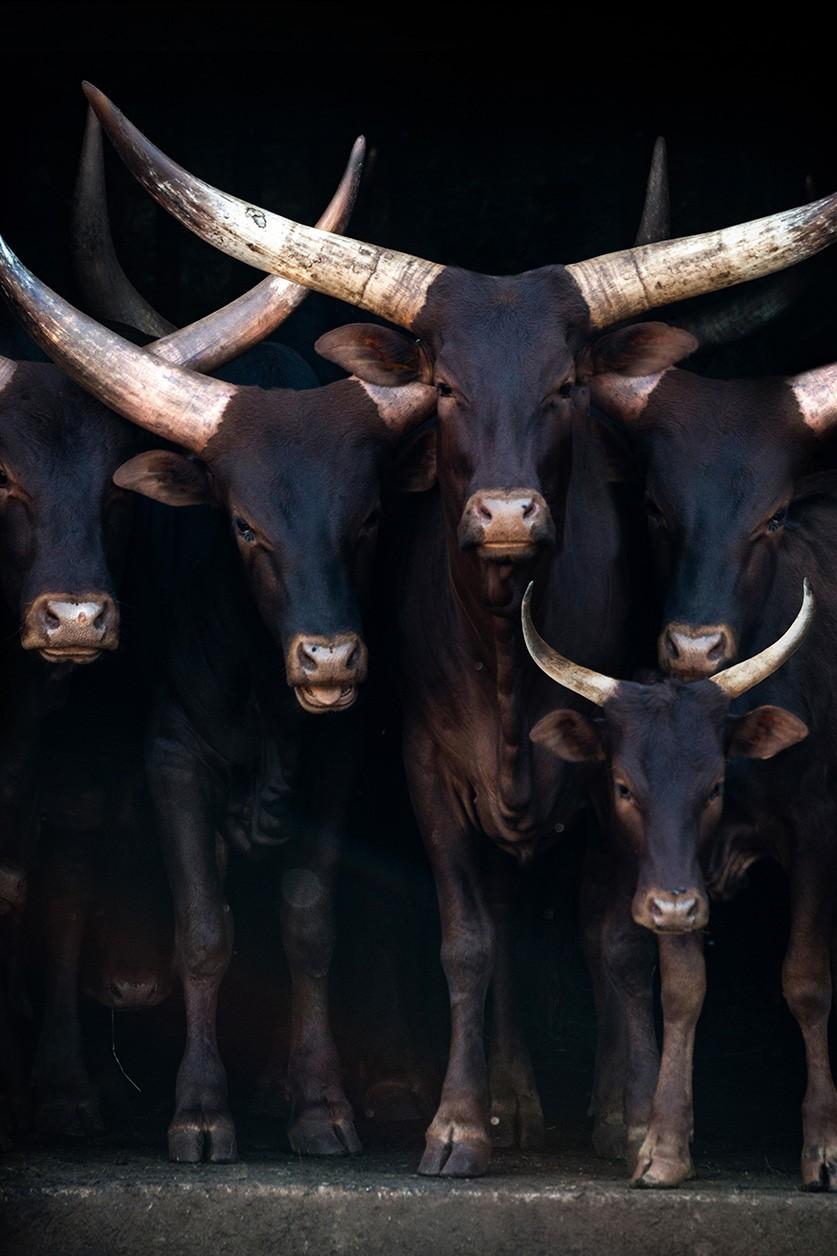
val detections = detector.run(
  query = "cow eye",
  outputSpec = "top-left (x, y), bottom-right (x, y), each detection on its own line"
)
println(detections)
top-left (436, 381), bottom-right (454, 399)
top-left (557, 380), bottom-right (574, 399)
top-left (233, 515), bottom-right (256, 543)
top-left (0, 466), bottom-right (9, 488)
top-left (707, 781), bottom-right (723, 803)
top-left (615, 782), bottom-right (632, 801)
top-left (360, 507), bottom-right (381, 536)
top-left (766, 507), bottom-right (787, 534)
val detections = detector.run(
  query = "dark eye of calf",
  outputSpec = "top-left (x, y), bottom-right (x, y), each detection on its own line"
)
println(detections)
top-left (360, 508), bottom-right (381, 538)
top-left (436, 381), bottom-right (454, 398)
top-left (0, 466), bottom-right (9, 490)
top-left (766, 507), bottom-right (787, 534)
top-left (616, 782), bottom-right (633, 801)
top-left (557, 380), bottom-right (574, 399)
top-left (707, 781), bottom-right (723, 803)
top-left (645, 496), bottom-right (666, 527)
top-left (233, 515), bottom-right (256, 544)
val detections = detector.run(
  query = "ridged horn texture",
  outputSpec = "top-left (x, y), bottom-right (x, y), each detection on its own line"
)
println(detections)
top-left (676, 268), bottom-right (804, 348)
top-left (634, 137), bottom-right (670, 247)
top-left (84, 83), bottom-right (441, 331)
top-left (0, 357), bottom-right (16, 391)
top-left (73, 106), bottom-right (175, 337)
top-left (710, 580), bottom-right (815, 699)
top-left (77, 98), bottom-right (367, 372)
top-left (788, 364), bottom-right (837, 435)
top-left (0, 235), bottom-right (237, 452)
top-left (566, 194), bottom-right (837, 329)
top-left (521, 583), bottom-right (620, 706)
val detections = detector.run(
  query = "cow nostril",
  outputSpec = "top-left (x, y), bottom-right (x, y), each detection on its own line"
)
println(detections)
top-left (94, 605), bottom-right (108, 630)
top-left (44, 609), bottom-right (60, 630)
top-left (521, 498), bottom-right (536, 519)
top-left (707, 633), bottom-right (727, 661)
top-left (476, 500), bottom-right (493, 522)
top-left (664, 631), bottom-right (679, 660)
top-left (683, 898), bottom-right (698, 919)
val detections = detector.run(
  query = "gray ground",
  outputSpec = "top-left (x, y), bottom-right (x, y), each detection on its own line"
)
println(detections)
top-left (2, 1142), bottom-right (833, 1256)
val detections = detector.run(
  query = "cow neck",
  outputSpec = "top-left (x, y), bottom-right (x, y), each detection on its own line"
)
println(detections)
top-left (446, 539), bottom-right (534, 822)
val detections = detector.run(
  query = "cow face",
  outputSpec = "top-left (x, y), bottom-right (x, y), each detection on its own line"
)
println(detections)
top-left (0, 363), bottom-right (139, 663)
top-left (115, 379), bottom-right (431, 713)
top-left (592, 369), bottom-right (812, 678)
top-left (532, 681), bottom-right (807, 933)
top-left (319, 295), bottom-right (694, 599)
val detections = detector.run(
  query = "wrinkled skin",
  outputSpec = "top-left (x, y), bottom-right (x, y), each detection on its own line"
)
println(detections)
top-left (588, 366), bottom-right (837, 1188)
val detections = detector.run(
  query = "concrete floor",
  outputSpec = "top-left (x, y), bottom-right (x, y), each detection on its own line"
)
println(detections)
top-left (1, 1139), bottom-right (833, 1256)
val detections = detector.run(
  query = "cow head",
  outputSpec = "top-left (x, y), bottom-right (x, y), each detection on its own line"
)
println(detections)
top-left (112, 378), bottom-right (433, 713)
top-left (590, 361), bottom-right (837, 677)
top-left (524, 581), bottom-right (812, 932)
top-left (85, 85), bottom-right (837, 607)
top-left (0, 358), bottom-right (138, 663)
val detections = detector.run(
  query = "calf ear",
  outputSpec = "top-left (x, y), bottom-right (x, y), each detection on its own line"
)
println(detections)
top-left (530, 709), bottom-right (605, 762)
top-left (584, 323), bottom-right (698, 379)
top-left (114, 450), bottom-right (212, 507)
top-left (316, 324), bottom-right (434, 386)
top-left (358, 378), bottom-right (437, 436)
top-left (726, 705), bottom-right (809, 760)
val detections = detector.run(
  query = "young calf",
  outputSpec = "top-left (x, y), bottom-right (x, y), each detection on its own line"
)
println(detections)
top-left (523, 581), bottom-right (816, 1187)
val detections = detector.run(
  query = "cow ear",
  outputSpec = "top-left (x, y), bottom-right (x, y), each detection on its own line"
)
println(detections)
top-left (726, 705), bottom-right (809, 760)
top-left (114, 450), bottom-right (213, 507)
top-left (585, 323), bottom-right (698, 379)
top-left (316, 324), bottom-right (434, 386)
top-left (388, 424), bottom-right (438, 492)
top-left (357, 378), bottom-right (437, 435)
top-left (530, 709), bottom-right (605, 762)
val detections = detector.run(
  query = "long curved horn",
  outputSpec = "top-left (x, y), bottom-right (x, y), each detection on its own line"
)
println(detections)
top-left (674, 269), bottom-right (804, 348)
top-left (566, 194), bottom-right (837, 329)
top-left (711, 579), bottom-right (815, 699)
top-left (73, 107), bottom-right (175, 336)
top-left (634, 137), bottom-right (670, 247)
top-left (85, 83), bottom-right (442, 331)
top-left (76, 100), bottom-right (367, 372)
top-left (521, 583), bottom-right (620, 706)
top-left (0, 357), bottom-right (15, 391)
top-left (0, 235), bottom-right (237, 452)
top-left (788, 364), bottom-right (837, 435)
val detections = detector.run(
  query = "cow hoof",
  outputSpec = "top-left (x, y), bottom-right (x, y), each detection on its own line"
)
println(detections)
top-left (418, 1119), bottom-right (492, 1177)
top-left (489, 1090), bottom-right (545, 1150)
top-left (801, 1144), bottom-right (837, 1191)
top-left (35, 1092), bottom-right (104, 1139)
top-left (592, 1116), bottom-right (628, 1160)
top-left (630, 1131), bottom-right (693, 1189)
top-left (288, 1107), bottom-right (362, 1156)
top-left (168, 1107), bottom-right (238, 1163)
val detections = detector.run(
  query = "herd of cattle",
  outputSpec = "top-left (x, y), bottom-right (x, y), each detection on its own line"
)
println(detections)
top-left (0, 82), bottom-right (836, 1192)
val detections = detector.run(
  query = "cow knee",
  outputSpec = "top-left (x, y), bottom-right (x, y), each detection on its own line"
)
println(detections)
top-left (177, 909), bottom-right (232, 981)
top-left (281, 869), bottom-right (334, 978)
top-left (783, 961), bottom-right (831, 1027)
top-left (440, 920), bottom-right (494, 995)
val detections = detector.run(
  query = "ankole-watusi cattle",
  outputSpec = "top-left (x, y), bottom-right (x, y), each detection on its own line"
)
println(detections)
top-left (523, 580), bottom-right (817, 1186)
top-left (0, 121), bottom-right (365, 1149)
top-left (582, 355), bottom-right (837, 1189)
top-left (0, 205), bottom-right (436, 1160)
top-left (82, 87), bottom-right (837, 1176)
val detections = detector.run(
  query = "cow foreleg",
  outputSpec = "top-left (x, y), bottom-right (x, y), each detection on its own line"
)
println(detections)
top-left (32, 833), bottom-right (103, 1138)
top-left (631, 931), bottom-right (705, 1188)
top-left (783, 841), bottom-right (837, 1190)
top-left (416, 816), bottom-right (494, 1177)
top-left (486, 856), bottom-right (544, 1150)
top-left (280, 824), bottom-right (360, 1157)
top-left (599, 888), bottom-right (660, 1165)
top-left (149, 721), bottom-right (235, 1164)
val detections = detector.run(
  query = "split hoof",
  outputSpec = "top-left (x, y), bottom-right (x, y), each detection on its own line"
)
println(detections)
top-left (801, 1144), bottom-right (837, 1191)
top-left (288, 1106), bottom-right (362, 1157)
top-left (630, 1130), bottom-right (693, 1189)
top-left (418, 1119), bottom-right (492, 1177)
top-left (168, 1105), bottom-right (238, 1163)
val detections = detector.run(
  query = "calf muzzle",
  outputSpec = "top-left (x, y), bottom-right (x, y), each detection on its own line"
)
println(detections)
top-left (458, 489), bottom-right (555, 562)
top-left (286, 632), bottom-right (368, 714)
top-left (633, 886), bottom-right (709, 933)
top-left (660, 622), bottom-right (735, 679)
top-left (22, 593), bottom-right (119, 662)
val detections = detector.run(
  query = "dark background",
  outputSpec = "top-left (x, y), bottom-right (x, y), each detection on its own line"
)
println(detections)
top-left (3, 3), bottom-right (835, 1168)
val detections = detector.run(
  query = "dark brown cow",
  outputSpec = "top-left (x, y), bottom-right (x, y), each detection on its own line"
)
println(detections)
top-left (85, 87), bottom-right (837, 1176)
top-left (569, 352), bottom-right (837, 1188)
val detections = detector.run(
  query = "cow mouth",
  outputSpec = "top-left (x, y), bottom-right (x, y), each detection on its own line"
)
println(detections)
top-left (476, 541), bottom-right (539, 563)
top-left (38, 647), bottom-right (103, 665)
top-left (294, 684), bottom-right (358, 713)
